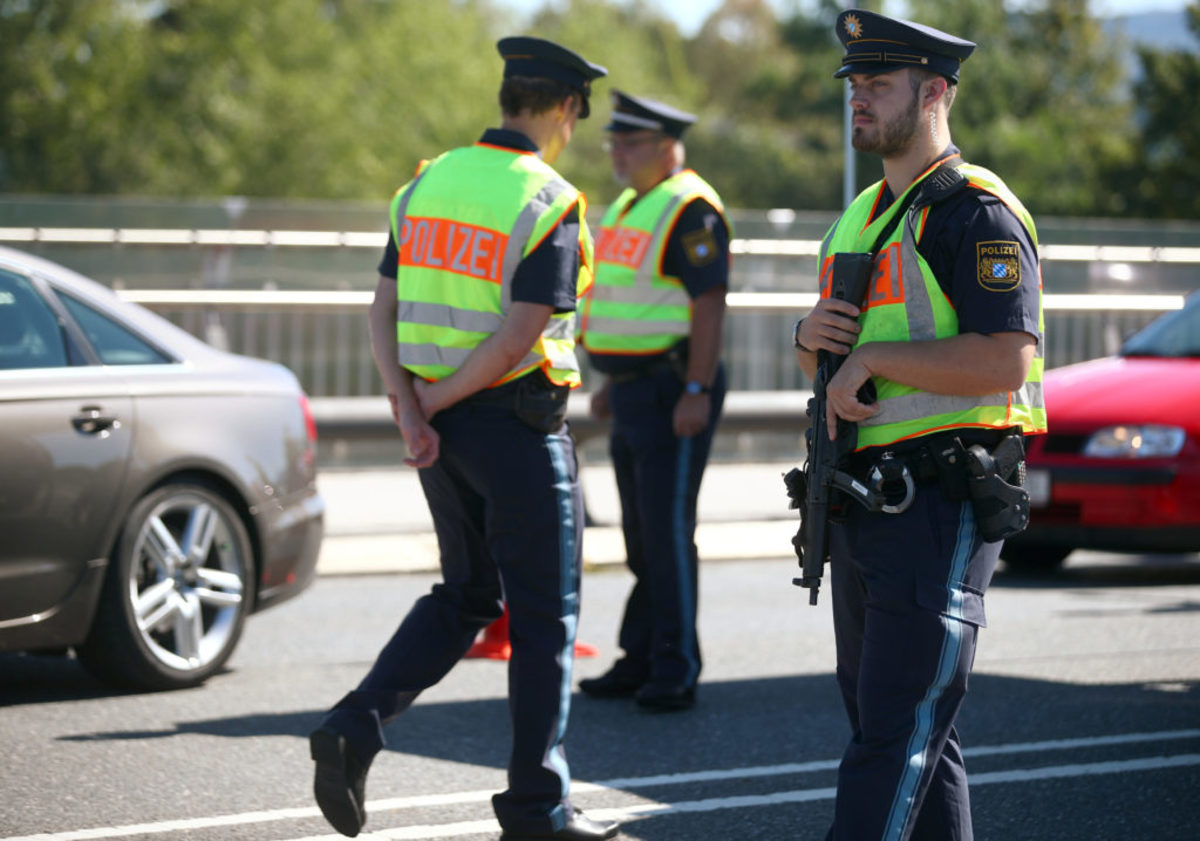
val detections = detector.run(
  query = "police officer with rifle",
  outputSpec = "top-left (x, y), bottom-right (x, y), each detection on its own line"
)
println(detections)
top-left (789, 10), bottom-right (1045, 840)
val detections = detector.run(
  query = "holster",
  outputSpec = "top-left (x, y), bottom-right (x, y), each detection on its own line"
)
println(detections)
top-left (513, 374), bottom-right (570, 434)
top-left (963, 434), bottom-right (1030, 542)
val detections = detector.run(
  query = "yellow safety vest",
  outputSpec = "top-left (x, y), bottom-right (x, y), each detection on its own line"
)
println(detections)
top-left (579, 170), bottom-right (728, 355)
top-left (389, 142), bottom-right (594, 388)
top-left (818, 159), bottom-right (1047, 449)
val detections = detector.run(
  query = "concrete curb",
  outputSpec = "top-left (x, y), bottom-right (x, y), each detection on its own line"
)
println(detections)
top-left (315, 518), bottom-right (801, 576)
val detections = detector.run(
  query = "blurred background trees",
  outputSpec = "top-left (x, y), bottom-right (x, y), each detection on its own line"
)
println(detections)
top-left (0, 0), bottom-right (1197, 219)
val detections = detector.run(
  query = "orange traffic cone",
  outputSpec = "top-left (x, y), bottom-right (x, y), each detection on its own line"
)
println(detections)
top-left (465, 608), bottom-right (599, 659)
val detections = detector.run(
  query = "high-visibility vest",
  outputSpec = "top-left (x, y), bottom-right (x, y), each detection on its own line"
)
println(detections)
top-left (389, 142), bottom-right (594, 388)
top-left (818, 159), bottom-right (1047, 449)
top-left (579, 170), bottom-right (728, 355)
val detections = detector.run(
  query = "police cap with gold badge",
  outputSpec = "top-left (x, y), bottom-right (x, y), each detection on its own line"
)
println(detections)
top-left (833, 9), bottom-right (975, 83)
top-left (496, 36), bottom-right (608, 118)
top-left (605, 90), bottom-right (697, 139)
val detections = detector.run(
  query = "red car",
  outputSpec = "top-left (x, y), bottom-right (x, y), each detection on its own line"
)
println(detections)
top-left (1003, 292), bottom-right (1200, 571)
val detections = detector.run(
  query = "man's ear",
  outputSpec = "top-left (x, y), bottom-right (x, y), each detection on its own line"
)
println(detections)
top-left (924, 75), bottom-right (948, 108)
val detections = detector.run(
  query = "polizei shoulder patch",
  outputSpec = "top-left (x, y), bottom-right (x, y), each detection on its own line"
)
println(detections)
top-left (976, 241), bottom-right (1021, 291)
top-left (683, 227), bottom-right (719, 267)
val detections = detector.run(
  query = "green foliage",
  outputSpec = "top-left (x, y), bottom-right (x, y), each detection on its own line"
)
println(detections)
top-left (905, 0), bottom-right (1135, 217)
top-left (0, 0), bottom-right (1190, 219)
top-left (1119, 2), bottom-right (1200, 218)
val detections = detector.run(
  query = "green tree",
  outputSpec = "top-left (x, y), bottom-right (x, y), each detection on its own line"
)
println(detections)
top-left (0, 0), bottom-right (506, 198)
top-left (1119, 2), bottom-right (1200, 218)
top-left (906, 0), bottom-right (1136, 217)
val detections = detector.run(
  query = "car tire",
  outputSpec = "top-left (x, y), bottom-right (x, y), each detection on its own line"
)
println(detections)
top-left (77, 481), bottom-right (254, 691)
top-left (1000, 543), bottom-right (1072, 573)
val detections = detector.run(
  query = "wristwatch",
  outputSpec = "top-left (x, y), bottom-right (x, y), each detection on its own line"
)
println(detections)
top-left (684, 380), bottom-right (710, 396)
top-left (792, 318), bottom-right (813, 352)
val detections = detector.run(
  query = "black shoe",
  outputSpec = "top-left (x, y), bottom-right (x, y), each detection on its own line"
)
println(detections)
top-left (309, 726), bottom-right (371, 837)
top-left (578, 669), bottom-right (644, 698)
top-left (500, 807), bottom-right (620, 840)
top-left (635, 682), bottom-right (696, 712)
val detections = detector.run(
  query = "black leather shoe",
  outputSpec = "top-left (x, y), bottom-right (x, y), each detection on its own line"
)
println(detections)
top-left (635, 682), bottom-right (696, 711)
top-left (500, 807), bottom-right (620, 840)
top-left (578, 669), bottom-right (644, 698)
top-left (310, 726), bottom-right (371, 837)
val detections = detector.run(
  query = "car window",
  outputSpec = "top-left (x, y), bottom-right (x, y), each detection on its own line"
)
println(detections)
top-left (1122, 295), bottom-right (1200, 359)
top-left (0, 269), bottom-right (71, 369)
top-left (55, 290), bottom-right (172, 365)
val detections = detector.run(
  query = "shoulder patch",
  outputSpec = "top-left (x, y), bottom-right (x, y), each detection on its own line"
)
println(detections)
top-left (976, 240), bottom-right (1021, 291)
top-left (682, 227), bottom-right (719, 267)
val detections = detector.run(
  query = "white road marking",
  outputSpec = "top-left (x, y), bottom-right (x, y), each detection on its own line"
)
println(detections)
top-left (4, 729), bottom-right (1198, 841)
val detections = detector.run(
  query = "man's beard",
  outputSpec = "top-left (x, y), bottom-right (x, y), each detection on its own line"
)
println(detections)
top-left (852, 93), bottom-right (920, 158)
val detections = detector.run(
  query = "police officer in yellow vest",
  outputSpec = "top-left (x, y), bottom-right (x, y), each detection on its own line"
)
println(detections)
top-left (793, 11), bottom-right (1045, 840)
top-left (308, 36), bottom-right (620, 841)
top-left (577, 92), bottom-right (730, 712)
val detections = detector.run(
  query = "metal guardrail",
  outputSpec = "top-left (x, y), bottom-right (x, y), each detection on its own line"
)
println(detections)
top-left (6, 226), bottom-right (1200, 265)
top-left (6, 225), bottom-right (1186, 399)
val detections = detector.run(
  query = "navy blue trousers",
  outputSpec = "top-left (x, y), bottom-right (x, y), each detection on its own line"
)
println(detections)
top-left (319, 399), bottom-right (584, 836)
top-left (826, 483), bottom-right (1000, 841)
top-left (606, 365), bottom-right (725, 688)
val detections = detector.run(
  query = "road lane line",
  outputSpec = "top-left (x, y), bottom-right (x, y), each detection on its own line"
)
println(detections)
top-left (4, 730), bottom-right (1198, 841)
top-left (280, 754), bottom-right (1200, 841)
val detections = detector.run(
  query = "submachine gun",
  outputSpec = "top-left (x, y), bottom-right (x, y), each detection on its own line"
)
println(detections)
top-left (784, 253), bottom-right (894, 605)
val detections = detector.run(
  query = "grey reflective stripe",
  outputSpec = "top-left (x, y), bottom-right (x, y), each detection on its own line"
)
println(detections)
top-left (900, 213), bottom-right (937, 339)
top-left (861, 390), bottom-right (1009, 428)
top-left (542, 315), bottom-right (574, 341)
top-left (582, 314), bottom-right (689, 336)
top-left (392, 168), bottom-right (432, 238)
top-left (397, 300), bottom-right (502, 333)
top-left (399, 341), bottom-right (578, 378)
top-left (500, 177), bottom-right (573, 311)
top-left (590, 282), bottom-right (692, 310)
top-left (399, 344), bottom-right (473, 368)
top-left (1015, 379), bottom-right (1044, 408)
top-left (861, 380), bottom-right (1045, 428)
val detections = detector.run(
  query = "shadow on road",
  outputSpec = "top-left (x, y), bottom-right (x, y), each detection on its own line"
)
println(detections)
top-left (994, 551), bottom-right (1200, 590)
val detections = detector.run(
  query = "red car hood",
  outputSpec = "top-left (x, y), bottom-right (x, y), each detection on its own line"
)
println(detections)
top-left (1045, 356), bottom-right (1200, 431)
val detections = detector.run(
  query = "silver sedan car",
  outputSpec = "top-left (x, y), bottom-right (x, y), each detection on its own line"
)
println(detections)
top-left (0, 245), bottom-right (324, 690)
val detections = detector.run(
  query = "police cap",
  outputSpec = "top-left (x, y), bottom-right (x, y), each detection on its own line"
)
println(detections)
top-left (605, 90), bottom-right (696, 139)
top-left (496, 36), bottom-right (608, 118)
top-left (833, 9), bottom-right (975, 83)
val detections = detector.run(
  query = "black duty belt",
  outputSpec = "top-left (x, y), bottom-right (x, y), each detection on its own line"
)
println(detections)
top-left (841, 428), bottom-right (1025, 513)
top-left (608, 356), bottom-right (678, 385)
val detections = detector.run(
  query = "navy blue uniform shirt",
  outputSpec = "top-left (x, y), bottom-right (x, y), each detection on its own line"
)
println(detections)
top-left (378, 129), bottom-right (581, 314)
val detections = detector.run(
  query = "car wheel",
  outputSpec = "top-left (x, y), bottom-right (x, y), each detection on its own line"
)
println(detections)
top-left (77, 481), bottom-right (254, 691)
top-left (1000, 543), bottom-right (1072, 573)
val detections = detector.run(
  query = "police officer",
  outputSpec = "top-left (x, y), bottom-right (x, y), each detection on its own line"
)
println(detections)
top-left (577, 91), bottom-right (730, 712)
top-left (308, 36), bottom-right (620, 841)
top-left (794, 10), bottom-right (1045, 840)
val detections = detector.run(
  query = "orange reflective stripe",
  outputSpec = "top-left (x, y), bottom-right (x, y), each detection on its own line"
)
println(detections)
top-left (595, 227), bottom-right (651, 269)
top-left (868, 241), bottom-right (905, 306)
top-left (397, 216), bottom-right (508, 284)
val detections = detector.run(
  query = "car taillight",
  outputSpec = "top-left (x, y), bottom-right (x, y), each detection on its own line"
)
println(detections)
top-left (298, 392), bottom-right (319, 444)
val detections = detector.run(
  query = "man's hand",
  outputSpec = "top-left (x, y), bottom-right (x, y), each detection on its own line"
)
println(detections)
top-left (796, 297), bottom-right (862, 358)
top-left (673, 392), bottom-right (710, 437)
top-left (823, 350), bottom-right (880, 441)
top-left (388, 392), bottom-right (440, 468)
top-left (590, 378), bottom-right (612, 420)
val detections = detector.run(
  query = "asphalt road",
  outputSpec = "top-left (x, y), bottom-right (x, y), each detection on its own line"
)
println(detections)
top-left (2, 552), bottom-right (1200, 841)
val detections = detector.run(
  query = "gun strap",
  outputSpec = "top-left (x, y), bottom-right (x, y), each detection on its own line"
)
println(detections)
top-left (868, 161), bottom-right (967, 256)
